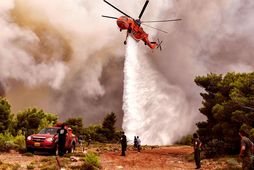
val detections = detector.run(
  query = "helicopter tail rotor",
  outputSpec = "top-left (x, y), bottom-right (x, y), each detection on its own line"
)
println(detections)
top-left (157, 39), bottom-right (163, 51)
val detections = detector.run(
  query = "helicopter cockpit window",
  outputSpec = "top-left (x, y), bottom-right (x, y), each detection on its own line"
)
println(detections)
top-left (121, 16), bottom-right (128, 21)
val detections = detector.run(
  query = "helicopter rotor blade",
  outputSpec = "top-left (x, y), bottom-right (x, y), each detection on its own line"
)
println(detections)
top-left (138, 0), bottom-right (149, 20)
top-left (142, 23), bottom-right (168, 33)
top-left (102, 15), bottom-right (118, 20)
top-left (141, 19), bottom-right (182, 23)
top-left (103, 0), bottom-right (132, 18)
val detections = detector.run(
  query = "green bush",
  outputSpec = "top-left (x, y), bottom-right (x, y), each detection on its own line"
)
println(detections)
top-left (203, 139), bottom-right (224, 158)
top-left (0, 133), bottom-right (14, 151)
top-left (14, 134), bottom-right (26, 151)
top-left (0, 97), bottom-right (11, 133)
top-left (0, 132), bottom-right (26, 152)
top-left (27, 163), bottom-right (35, 169)
top-left (83, 152), bottom-right (100, 169)
top-left (83, 124), bottom-right (107, 143)
top-left (16, 108), bottom-right (57, 137)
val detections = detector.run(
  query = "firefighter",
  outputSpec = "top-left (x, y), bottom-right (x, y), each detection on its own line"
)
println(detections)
top-left (193, 133), bottom-right (202, 169)
top-left (239, 129), bottom-right (254, 170)
top-left (57, 124), bottom-right (67, 156)
top-left (120, 132), bottom-right (127, 156)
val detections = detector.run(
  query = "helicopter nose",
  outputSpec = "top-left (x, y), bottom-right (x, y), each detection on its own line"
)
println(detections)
top-left (117, 19), bottom-right (129, 30)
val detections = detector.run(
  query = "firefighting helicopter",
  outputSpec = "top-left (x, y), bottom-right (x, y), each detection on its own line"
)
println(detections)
top-left (102, 0), bottom-right (181, 50)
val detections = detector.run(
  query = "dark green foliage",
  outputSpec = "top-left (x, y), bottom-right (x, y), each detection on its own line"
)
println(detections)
top-left (0, 97), bottom-right (11, 133)
top-left (203, 139), bottom-right (224, 158)
top-left (64, 117), bottom-right (83, 137)
top-left (82, 124), bottom-right (107, 143)
top-left (0, 96), bottom-right (121, 152)
top-left (81, 113), bottom-right (121, 143)
top-left (16, 108), bottom-right (57, 137)
top-left (102, 112), bottom-right (116, 132)
top-left (195, 72), bottom-right (254, 156)
top-left (102, 112), bottom-right (117, 142)
top-left (0, 132), bottom-right (26, 152)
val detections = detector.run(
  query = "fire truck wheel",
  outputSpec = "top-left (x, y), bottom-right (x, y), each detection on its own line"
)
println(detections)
top-left (27, 147), bottom-right (34, 153)
top-left (51, 146), bottom-right (59, 156)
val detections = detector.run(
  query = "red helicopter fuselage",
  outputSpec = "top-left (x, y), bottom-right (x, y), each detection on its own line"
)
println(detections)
top-left (116, 16), bottom-right (157, 49)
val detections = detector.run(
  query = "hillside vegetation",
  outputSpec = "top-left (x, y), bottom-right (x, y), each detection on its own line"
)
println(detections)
top-left (0, 96), bottom-right (121, 152)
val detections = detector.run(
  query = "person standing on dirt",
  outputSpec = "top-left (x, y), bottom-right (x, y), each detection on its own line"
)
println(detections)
top-left (57, 124), bottom-right (67, 156)
top-left (134, 136), bottom-right (138, 149)
top-left (193, 133), bottom-right (202, 169)
top-left (120, 132), bottom-right (127, 156)
top-left (137, 136), bottom-right (141, 152)
top-left (239, 129), bottom-right (254, 170)
top-left (87, 136), bottom-right (92, 147)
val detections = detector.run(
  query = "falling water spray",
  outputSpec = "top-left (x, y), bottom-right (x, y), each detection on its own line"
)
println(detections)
top-left (122, 37), bottom-right (194, 145)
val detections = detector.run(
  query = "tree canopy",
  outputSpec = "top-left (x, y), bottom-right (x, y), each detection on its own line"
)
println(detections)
top-left (0, 96), bottom-right (121, 145)
top-left (102, 112), bottom-right (117, 141)
top-left (0, 97), bottom-right (11, 133)
top-left (16, 108), bottom-right (57, 137)
top-left (195, 72), bottom-right (254, 156)
top-left (64, 117), bottom-right (83, 137)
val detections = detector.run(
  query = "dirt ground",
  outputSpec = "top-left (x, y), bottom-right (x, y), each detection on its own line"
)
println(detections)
top-left (0, 145), bottom-right (242, 170)
top-left (0, 151), bottom-right (44, 169)
top-left (100, 145), bottom-right (241, 170)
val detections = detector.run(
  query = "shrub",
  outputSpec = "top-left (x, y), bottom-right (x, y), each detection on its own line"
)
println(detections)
top-left (0, 132), bottom-right (26, 152)
top-left (0, 133), bottom-right (15, 151)
top-left (203, 139), bottom-right (224, 158)
top-left (83, 152), bottom-right (100, 169)
top-left (13, 134), bottom-right (26, 151)
top-left (27, 163), bottom-right (35, 169)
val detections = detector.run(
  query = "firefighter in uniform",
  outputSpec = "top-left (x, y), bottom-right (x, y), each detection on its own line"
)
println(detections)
top-left (193, 133), bottom-right (202, 169)
top-left (239, 129), bottom-right (254, 170)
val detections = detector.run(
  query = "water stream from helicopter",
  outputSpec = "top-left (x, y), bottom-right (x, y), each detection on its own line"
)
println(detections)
top-left (122, 37), bottom-right (189, 145)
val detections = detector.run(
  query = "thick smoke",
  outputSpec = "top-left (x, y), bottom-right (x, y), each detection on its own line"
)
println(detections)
top-left (0, 0), bottom-right (125, 124)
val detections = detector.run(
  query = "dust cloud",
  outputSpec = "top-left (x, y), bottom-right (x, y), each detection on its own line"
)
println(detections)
top-left (1, 0), bottom-right (254, 144)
